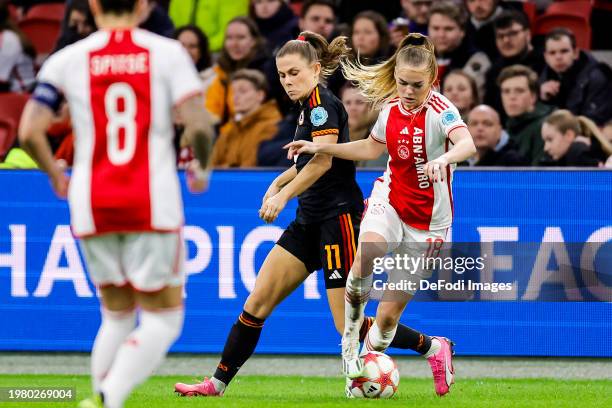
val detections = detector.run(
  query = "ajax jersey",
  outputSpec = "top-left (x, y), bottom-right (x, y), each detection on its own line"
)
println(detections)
top-left (370, 91), bottom-right (467, 231)
top-left (35, 29), bottom-right (203, 237)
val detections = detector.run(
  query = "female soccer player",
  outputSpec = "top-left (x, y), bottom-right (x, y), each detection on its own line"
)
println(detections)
top-left (175, 31), bottom-right (442, 397)
top-left (286, 33), bottom-right (477, 396)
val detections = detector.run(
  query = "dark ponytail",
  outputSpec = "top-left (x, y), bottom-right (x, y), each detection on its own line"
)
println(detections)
top-left (277, 31), bottom-right (351, 80)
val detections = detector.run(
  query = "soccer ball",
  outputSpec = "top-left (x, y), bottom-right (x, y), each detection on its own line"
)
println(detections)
top-left (346, 351), bottom-right (400, 398)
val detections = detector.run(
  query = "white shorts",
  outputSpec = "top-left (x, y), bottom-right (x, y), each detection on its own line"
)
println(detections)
top-left (79, 231), bottom-right (185, 292)
top-left (360, 196), bottom-right (448, 294)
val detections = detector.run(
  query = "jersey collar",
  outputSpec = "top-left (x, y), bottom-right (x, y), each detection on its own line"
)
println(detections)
top-left (396, 90), bottom-right (433, 116)
top-left (301, 85), bottom-right (321, 109)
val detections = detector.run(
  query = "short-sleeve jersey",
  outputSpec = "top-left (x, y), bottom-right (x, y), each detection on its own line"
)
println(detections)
top-left (370, 91), bottom-right (467, 231)
top-left (293, 85), bottom-right (363, 223)
top-left (35, 29), bottom-right (203, 237)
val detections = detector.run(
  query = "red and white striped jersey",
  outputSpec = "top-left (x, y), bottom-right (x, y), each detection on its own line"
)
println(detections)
top-left (37, 29), bottom-right (203, 237)
top-left (369, 91), bottom-right (466, 231)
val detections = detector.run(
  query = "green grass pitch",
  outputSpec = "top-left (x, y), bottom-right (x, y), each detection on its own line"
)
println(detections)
top-left (0, 374), bottom-right (610, 407)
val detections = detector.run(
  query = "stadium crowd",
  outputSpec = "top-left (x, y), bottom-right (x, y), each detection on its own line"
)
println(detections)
top-left (1, 0), bottom-right (612, 168)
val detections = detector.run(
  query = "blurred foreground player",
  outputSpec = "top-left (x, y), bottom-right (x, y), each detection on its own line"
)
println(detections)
top-left (174, 32), bottom-right (443, 398)
top-left (18, 0), bottom-right (215, 407)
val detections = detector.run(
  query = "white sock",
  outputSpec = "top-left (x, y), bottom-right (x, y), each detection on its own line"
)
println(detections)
top-left (362, 322), bottom-right (397, 355)
top-left (423, 338), bottom-right (441, 359)
top-left (91, 308), bottom-right (137, 394)
top-left (210, 377), bottom-right (226, 393)
top-left (343, 271), bottom-right (372, 339)
top-left (100, 307), bottom-right (184, 408)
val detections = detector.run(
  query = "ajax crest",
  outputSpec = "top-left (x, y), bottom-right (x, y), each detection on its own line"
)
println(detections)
top-left (397, 145), bottom-right (410, 160)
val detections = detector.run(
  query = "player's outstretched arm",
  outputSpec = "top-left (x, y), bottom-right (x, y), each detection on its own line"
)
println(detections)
top-left (260, 134), bottom-right (339, 223)
top-left (262, 165), bottom-right (298, 205)
top-left (284, 135), bottom-right (386, 162)
top-left (18, 100), bottom-right (68, 198)
top-left (423, 127), bottom-right (477, 183)
top-left (177, 94), bottom-right (215, 193)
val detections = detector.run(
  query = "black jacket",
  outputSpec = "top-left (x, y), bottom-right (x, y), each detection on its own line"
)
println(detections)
top-left (465, 2), bottom-right (525, 62)
top-left (484, 48), bottom-right (545, 124)
top-left (255, 2), bottom-right (298, 56)
top-left (437, 38), bottom-right (488, 78)
top-left (540, 142), bottom-right (601, 167)
top-left (140, 4), bottom-right (175, 38)
top-left (475, 136), bottom-right (528, 166)
top-left (506, 102), bottom-right (554, 166)
top-left (538, 51), bottom-right (612, 126)
top-left (257, 112), bottom-right (297, 168)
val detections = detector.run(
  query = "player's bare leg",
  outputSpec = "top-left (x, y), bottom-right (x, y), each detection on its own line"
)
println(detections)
top-left (342, 232), bottom-right (387, 378)
top-left (175, 245), bottom-right (309, 397)
top-left (98, 286), bottom-right (184, 408)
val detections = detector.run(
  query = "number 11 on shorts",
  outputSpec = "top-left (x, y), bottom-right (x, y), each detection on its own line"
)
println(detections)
top-left (324, 244), bottom-right (341, 270)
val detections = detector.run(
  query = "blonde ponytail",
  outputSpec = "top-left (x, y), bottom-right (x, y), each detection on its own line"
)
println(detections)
top-left (340, 33), bottom-right (437, 109)
top-left (578, 116), bottom-right (612, 156)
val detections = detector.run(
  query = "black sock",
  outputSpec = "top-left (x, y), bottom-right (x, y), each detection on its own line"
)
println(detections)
top-left (213, 310), bottom-right (265, 385)
top-left (389, 323), bottom-right (432, 354)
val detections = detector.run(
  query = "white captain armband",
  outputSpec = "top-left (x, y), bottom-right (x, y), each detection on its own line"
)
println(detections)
top-left (32, 82), bottom-right (63, 112)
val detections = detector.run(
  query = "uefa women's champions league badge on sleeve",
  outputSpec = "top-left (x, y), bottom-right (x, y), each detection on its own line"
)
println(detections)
top-left (310, 106), bottom-right (328, 126)
top-left (441, 110), bottom-right (459, 126)
top-left (299, 110), bottom-right (304, 125)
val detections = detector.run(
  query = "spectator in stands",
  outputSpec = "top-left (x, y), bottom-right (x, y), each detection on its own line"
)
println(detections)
top-left (139, 0), bottom-right (174, 37)
top-left (211, 69), bottom-right (281, 167)
top-left (57, 0), bottom-right (173, 50)
top-left (298, 1), bottom-right (344, 95)
top-left (53, 0), bottom-right (96, 52)
top-left (499, 64), bottom-right (553, 165)
top-left (349, 11), bottom-right (391, 65)
top-left (466, 104), bottom-right (526, 166)
top-left (169, 0), bottom-right (249, 52)
top-left (541, 110), bottom-right (611, 167)
top-left (465, 0), bottom-right (505, 61)
top-left (336, 0), bottom-right (400, 27)
top-left (539, 28), bottom-right (612, 126)
top-left (257, 110), bottom-right (297, 167)
top-left (340, 83), bottom-right (375, 143)
top-left (339, 83), bottom-right (385, 167)
top-left (205, 17), bottom-right (277, 129)
top-left (484, 10), bottom-right (543, 122)
top-left (0, 2), bottom-right (35, 92)
top-left (251, 0), bottom-right (298, 55)
top-left (298, 0), bottom-right (336, 40)
top-left (175, 25), bottom-right (214, 90)
top-left (389, 0), bottom-right (432, 48)
top-left (442, 69), bottom-right (479, 120)
top-left (428, 1), bottom-right (490, 91)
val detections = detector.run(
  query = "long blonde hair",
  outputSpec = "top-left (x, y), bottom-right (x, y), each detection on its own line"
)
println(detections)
top-left (340, 33), bottom-right (437, 109)
top-left (544, 110), bottom-right (612, 156)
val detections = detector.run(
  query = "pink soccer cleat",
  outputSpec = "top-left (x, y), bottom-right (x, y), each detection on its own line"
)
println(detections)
top-left (426, 337), bottom-right (455, 396)
top-left (174, 377), bottom-right (224, 397)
